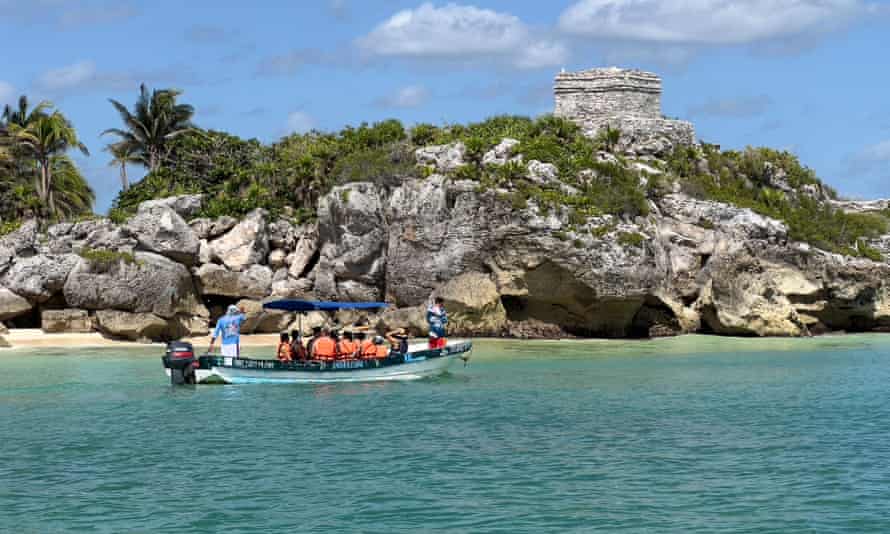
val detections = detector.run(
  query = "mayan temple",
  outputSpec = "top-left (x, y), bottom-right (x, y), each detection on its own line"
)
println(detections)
top-left (554, 67), bottom-right (696, 154)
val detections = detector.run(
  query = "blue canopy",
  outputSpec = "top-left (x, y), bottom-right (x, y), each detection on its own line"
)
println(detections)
top-left (262, 299), bottom-right (389, 313)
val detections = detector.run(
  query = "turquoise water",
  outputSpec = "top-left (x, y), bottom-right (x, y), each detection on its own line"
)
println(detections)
top-left (2, 335), bottom-right (890, 533)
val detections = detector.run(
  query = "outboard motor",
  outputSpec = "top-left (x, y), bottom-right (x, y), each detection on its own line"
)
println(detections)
top-left (163, 341), bottom-right (196, 385)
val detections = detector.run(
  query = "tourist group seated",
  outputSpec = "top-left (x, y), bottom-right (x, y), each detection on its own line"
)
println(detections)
top-left (288, 324), bottom-right (407, 363)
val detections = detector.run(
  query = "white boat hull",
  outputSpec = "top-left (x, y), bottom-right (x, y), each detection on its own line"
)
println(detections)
top-left (164, 344), bottom-right (469, 385)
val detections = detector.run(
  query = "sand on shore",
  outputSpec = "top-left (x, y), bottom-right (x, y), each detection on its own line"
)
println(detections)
top-left (0, 329), bottom-right (279, 350)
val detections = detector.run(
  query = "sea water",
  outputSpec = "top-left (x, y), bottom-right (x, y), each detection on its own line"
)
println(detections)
top-left (2, 335), bottom-right (890, 533)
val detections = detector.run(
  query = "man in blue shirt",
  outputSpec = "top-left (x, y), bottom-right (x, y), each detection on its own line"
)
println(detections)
top-left (209, 305), bottom-right (246, 357)
top-left (426, 297), bottom-right (448, 349)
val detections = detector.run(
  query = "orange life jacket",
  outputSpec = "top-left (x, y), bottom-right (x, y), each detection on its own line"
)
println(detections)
top-left (277, 343), bottom-right (294, 362)
top-left (313, 336), bottom-right (337, 360)
top-left (337, 340), bottom-right (357, 359)
top-left (360, 340), bottom-right (377, 358)
top-left (375, 344), bottom-right (390, 358)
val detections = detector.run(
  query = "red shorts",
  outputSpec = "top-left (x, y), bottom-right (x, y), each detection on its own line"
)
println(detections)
top-left (429, 337), bottom-right (447, 349)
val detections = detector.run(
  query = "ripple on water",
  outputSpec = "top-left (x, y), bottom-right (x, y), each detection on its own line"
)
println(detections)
top-left (2, 336), bottom-right (890, 532)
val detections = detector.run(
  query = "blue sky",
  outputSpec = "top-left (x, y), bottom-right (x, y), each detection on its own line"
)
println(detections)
top-left (1, 0), bottom-right (889, 212)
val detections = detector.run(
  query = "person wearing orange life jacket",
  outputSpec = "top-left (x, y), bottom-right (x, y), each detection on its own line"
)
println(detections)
top-left (337, 331), bottom-right (358, 360)
top-left (356, 332), bottom-right (377, 359)
top-left (311, 328), bottom-right (338, 361)
top-left (373, 336), bottom-right (390, 359)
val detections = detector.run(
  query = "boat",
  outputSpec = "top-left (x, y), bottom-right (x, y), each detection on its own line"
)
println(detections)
top-left (161, 299), bottom-right (472, 385)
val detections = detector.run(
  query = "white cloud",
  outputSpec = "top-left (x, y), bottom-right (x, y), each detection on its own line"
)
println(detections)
top-left (558, 0), bottom-right (868, 44)
top-left (35, 60), bottom-right (97, 92)
top-left (34, 60), bottom-right (207, 94)
top-left (375, 85), bottom-right (430, 109)
top-left (358, 3), bottom-right (567, 69)
top-left (0, 81), bottom-right (15, 106)
top-left (514, 40), bottom-right (569, 70)
top-left (286, 111), bottom-right (316, 134)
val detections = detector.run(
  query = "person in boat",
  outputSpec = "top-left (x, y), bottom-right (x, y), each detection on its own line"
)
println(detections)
top-left (385, 328), bottom-right (410, 355)
top-left (426, 297), bottom-right (448, 349)
top-left (338, 331), bottom-right (358, 360)
top-left (306, 326), bottom-right (323, 357)
top-left (277, 332), bottom-right (294, 362)
top-left (311, 327), bottom-right (338, 361)
top-left (357, 331), bottom-right (376, 359)
top-left (208, 304), bottom-right (246, 358)
top-left (373, 336), bottom-right (390, 359)
top-left (290, 330), bottom-right (307, 361)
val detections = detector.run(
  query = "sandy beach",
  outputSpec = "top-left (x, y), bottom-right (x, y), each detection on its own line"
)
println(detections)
top-left (0, 329), bottom-right (280, 350)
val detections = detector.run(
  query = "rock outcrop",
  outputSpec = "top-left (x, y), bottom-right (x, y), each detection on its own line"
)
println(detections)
top-left (41, 309), bottom-right (92, 333)
top-left (209, 209), bottom-right (269, 271)
top-left (96, 310), bottom-right (169, 341)
top-left (1, 136), bottom-right (889, 343)
top-left (127, 205), bottom-right (200, 265)
top-left (434, 272), bottom-right (507, 335)
top-left (64, 252), bottom-right (205, 319)
top-left (195, 264), bottom-right (272, 300)
top-left (0, 287), bottom-right (32, 321)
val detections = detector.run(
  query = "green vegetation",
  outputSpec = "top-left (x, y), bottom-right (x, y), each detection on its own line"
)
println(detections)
top-left (1, 96), bottom-right (94, 222)
top-left (666, 144), bottom-right (887, 257)
top-left (78, 247), bottom-right (137, 270)
top-left (0, 220), bottom-right (22, 237)
top-left (1, 85), bottom-right (884, 264)
top-left (102, 84), bottom-right (196, 176)
top-left (618, 232), bottom-right (646, 248)
top-left (110, 119), bottom-right (413, 221)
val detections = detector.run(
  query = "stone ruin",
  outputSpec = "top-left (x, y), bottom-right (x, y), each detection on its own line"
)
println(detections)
top-left (554, 67), bottom-right (696, 155)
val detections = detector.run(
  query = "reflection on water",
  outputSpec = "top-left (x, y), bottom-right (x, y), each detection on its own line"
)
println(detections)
top-left (1, 335), bottom-right (890, 533)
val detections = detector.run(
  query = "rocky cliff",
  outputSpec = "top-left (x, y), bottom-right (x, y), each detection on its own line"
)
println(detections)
top-left (1, 141), bottom-right (889, 343)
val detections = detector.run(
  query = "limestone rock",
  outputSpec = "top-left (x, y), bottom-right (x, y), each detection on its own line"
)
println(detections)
top-left (482, 138), bottom-right (522, 166)
top-left (64, 252), bottom-right (204, 319)
top-left (209, 209), bottom-right (269, 271)
top-left (0, 322), bottom-right (8, 334)
top-left (415, 142), bottom-right (466, 172)
top-left (434, 272), bottom-right (507, 335)
top-left (190, 216), bottom-right (238, 240)
top-left (271, 277), bottom-right (314, 299)
top-left (286, 311), bottom-right (328, 336)
top-left (376, 305), bottom-right (428, 337)
top-left (287, 224), bottom-right (319, 279)
top-left (169, 314), bottom-right (209, 338)
top-left (315, 183), bottom-right (386, 299)
top-left (268, 249), bottom-right (287, 269)
top-left (195, 264), bottom-right (272, 300)
top-left (658, 194), bottom-right (787, 241)
top-left (526, 160), bottom-right (559, 186)
top-left (2, 254), bottom-right (79, 303)
top-left (236, 299), bottom-right (293, 334)
top-left (697, 254), bottom-right (809, 337)
top-left (268, 219), bottom-right (298, 251)
top-left (0, 334), bottom-right (8, 348)
top-left (137, 194), bottom-right (203, 219)
top-left (0, 219), bottom-right (39, 257)
top-left (127, 205), bottom-right (200, 265)
top-left (198, 239), bottom-right (213, 264)
top-left (0, 287), bottom-right (32, 320)
top-left (41, 309), bottom-right (92, 333)
top-left (96, 310), bottom-right (168, 342)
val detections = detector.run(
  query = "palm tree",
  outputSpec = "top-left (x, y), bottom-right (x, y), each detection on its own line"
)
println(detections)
top-left (49, 155), bottom-right (95, 218)
top-left (8, 110), bottom-right (89, 216)
top-left (2, 95), bottom-right (50, 128)
top-left (105, 141), bottom-right (140, 191)
top-left (102, 84), bottom-right (195, 172)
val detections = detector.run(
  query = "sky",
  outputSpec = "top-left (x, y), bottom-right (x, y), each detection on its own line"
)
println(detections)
top-left (1, 0), bottom-right (889, 213)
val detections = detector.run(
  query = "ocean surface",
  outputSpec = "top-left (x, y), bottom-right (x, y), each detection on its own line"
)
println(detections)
top-left (2, 335), bottom-right (890, 533)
